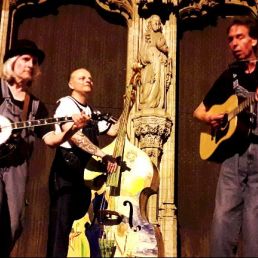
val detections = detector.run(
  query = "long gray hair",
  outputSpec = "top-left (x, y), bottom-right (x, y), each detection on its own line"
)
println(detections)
top-left (2, 55), bottom-right (41, 85)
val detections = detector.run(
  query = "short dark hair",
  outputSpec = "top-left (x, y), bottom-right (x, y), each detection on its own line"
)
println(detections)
top-left (227, 16), bottom-right (258, 40)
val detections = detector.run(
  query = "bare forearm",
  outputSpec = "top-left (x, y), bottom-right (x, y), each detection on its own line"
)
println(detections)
top-left (193, 102), bottom-right (209, 123)
top-left (70, 131), bottom-right (105, 158)
top-left (107, 118), bottom-right (120, 136)
top-left (193, 101), bottom-right (224, 128)
top-left (43, 125), bottom-right (79, 147)
top-left (43, 113), bottom-right (89, 147)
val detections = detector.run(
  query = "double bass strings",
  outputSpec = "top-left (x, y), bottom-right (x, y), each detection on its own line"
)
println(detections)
top-left (107, 84), bottom-right (133, 187)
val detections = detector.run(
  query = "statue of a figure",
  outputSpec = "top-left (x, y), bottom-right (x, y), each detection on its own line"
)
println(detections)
top-left (138, 14), bottom-right (172, 110)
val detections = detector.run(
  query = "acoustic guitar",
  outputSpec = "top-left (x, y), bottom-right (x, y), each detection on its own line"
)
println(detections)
top-left (199, 92), bottom-right (256, 162)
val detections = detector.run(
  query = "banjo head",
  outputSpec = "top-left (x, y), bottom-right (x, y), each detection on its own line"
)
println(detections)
top-left (0, 115), bottom-right (12, 145)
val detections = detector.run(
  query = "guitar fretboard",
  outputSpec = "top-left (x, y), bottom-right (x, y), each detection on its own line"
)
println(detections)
top-left (11, 116), bottom-right (73, 129)
top-left (229, 92), bottom-right (256, 121)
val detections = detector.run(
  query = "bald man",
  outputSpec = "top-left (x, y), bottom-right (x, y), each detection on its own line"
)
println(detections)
top-left (46, 68), bottom-right (119, 257)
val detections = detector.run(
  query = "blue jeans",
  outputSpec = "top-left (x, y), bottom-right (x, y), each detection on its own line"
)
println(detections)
top-left (211, 143), bottom-right (258, 257)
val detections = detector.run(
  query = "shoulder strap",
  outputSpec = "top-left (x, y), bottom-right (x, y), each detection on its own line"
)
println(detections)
top-left (67, 96), bottom-right (83, 112)
top-left (1, 78), bottom-right (11, 98)
top-left (232, 72), bottom-right (249, 98)
top-left (0, 80), bottom-right (2, 106)
top-left (31, 97), bottom-right (40, 117)
top-left (0, 80), bottom-right (2, 96)
top-left (22, 93), bottom-right (30, 120)
top-left (0, 79), bottom-right (10, 106)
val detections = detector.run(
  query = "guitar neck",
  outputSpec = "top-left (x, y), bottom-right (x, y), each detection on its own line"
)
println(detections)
top-left (11, 116), bottom-right (73, 130)
top-left (229, 92), bottom-right (256, 120)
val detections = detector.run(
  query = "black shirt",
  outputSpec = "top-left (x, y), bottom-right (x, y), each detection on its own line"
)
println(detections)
top-left (203, 62), bottom-right (258, 109)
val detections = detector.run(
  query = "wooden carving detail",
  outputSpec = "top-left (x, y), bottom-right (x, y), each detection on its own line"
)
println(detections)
top-left (5, 0), bottom-right (258, 25)
top-left (178, 0), bottom-right (219, 21)
top-left (7, 0), bottom-right (133, 24)
top-left (178, 0), bottom-right (258, 21)
top-left (133, 114), bottom-right (172, 166)
top-left (136, 0), bottom-right (258, 20)
top-left (131, 14), bottom-right (173, 166)
top-left (95, 0), bottom-right (134, 21)
top-left (10, 0), bottom-right (47, 7)
top-left (138, 15), bottom-right (172, 110)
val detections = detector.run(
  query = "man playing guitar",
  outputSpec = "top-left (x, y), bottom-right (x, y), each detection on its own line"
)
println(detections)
top-left (193, 16), bottom-right (258, 257)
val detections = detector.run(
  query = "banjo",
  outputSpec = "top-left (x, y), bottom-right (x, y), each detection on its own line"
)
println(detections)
top-left (0, 115), bottom-right (74, 161)
top-left (0, 112), bottom-right (117, 160)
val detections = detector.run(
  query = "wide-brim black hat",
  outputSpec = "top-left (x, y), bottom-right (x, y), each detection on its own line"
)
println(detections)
top-left (3, 39), bottom-right (45, 65)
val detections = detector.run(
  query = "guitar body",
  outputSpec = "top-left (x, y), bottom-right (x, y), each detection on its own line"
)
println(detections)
top-left (0, 115), bottom-right (19, 161)
top-left (0, 115), bottom-right (12, 145)
top-left (84, 138), bottom-right (161, 257)
top-left (200, 94), bottom-right (252, 162)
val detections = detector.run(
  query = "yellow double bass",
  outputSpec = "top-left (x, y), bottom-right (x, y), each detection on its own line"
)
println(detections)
top-left (84, 71), bottom-right (163, 257)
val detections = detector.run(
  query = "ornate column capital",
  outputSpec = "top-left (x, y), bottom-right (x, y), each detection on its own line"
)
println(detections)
top-left (132, 109), bottom-right (173, 166)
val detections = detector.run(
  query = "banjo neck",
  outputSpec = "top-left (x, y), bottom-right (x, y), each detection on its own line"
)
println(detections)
top-left (7, 116), bottom-right (73, 131)
top-left (0, 112), bottom-right (117, 146)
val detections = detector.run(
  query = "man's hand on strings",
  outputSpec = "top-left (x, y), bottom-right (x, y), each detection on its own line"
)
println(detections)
top-left (206, 113), bottom-right (225, 129)
top-left (71, 112), bottom-right (90, 130)
top-left (102, 154), bottom-right (118, 173)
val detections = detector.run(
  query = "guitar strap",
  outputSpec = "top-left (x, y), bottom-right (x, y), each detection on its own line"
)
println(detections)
top-left (232, 72), bottom-right (249, 98)
top-left (22, 93), bottom-right (31, 121)
top-left (0, 79), bottom-right (36, 120)
top-left (67, 96), bottom-right (88, 112)
top-left (232, 70), bottom-right (258, 132)
top-left (67, 96), bottom-right (100, 145)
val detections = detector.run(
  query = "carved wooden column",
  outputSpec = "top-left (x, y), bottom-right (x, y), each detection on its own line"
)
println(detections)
top-left (125, 3), bottom-right (177, 257)
top-left (95, 1), bottom-right (178, 256)
top-left (0, 0), bottom-right (11, 75)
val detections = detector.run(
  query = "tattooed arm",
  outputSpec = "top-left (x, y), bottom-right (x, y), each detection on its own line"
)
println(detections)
top-left (61, 121), bottom-right (117, 173)
top-left (70, 131), bottom-right (106, 158)
top-left (70, 130), bottom-right (118, 173)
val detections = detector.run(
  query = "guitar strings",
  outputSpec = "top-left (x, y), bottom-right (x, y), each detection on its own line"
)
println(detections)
top-left (0, 118), bottom-right (74, 130)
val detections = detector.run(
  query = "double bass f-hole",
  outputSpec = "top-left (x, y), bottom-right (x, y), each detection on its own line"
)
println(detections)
top-left (97, 200), bottom-right (141, 231)
top-left (123, 201), bottom-right (141, 232)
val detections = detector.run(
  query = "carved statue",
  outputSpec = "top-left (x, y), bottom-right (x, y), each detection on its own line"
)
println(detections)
top-left (138, 14), bottom-right (172, 110)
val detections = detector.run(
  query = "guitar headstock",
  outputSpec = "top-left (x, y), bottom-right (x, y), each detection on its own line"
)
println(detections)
top-left (91, 112), bottom-right (117, 124)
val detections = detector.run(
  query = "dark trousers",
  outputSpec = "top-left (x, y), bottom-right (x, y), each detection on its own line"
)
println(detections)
top-left (46, 175), bottom-right (91, 257)
top-left (0, 164), bottom-right (27, 258)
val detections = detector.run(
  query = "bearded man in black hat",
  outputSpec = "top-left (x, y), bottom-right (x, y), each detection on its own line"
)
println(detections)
top-left (0, 39), bottom-right (89, 257)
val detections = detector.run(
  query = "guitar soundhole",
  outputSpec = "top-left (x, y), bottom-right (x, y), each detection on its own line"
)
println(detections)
top-left (215, 115), bottom-right (229, 143)
top-left (220, 114), bottom-right (228, 129)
